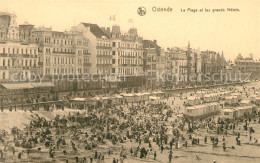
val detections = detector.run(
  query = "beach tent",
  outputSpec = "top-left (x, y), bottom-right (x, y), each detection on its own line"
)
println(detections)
top-left (148, 96), bottom-right (160, 105)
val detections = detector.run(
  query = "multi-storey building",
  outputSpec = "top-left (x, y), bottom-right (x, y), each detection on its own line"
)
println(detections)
top-left (35, 26), bottom-right (89, 76)
top-left (165, 43), bottom-right (202, 86)
top-left (143, 40), bottom-right (166, 89)
top-left (234, 54), bottom-right (260, 79)
top-left (76, 23), bottom-right (112, 75)
top-left (76, 23), bottom-right (116, 90)
top-left (200, 50), bottom-right (226, 75)
top-left (166, 47), bottom-right (188, 83)
top-left (77, 23), bottom-right (145, 89)
top-left (34, 26), bottom-right (92, 91)
top-left (109, 25), bottom-right (144, 88)
top-left (0, 12), bottom-right (39, 82)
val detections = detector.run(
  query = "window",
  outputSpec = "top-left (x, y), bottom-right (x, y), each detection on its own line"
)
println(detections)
top-left (112, 51), bottom-right (115, 55)
top-left (112, 42), bottom-right (116, 47)
top-left (112, 59), bottom-right (115, 64)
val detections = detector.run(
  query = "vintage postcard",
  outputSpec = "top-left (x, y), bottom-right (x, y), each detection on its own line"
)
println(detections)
top-left (0, 0), bottom-right (259, 162)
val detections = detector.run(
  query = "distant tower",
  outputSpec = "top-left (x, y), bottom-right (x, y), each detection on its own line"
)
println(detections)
top-left (128, 28), bottom-right (138, 36)
top-left (187, 41), bottom-right (192, 76)
top-left (249, 53), bottom-right (253, 59)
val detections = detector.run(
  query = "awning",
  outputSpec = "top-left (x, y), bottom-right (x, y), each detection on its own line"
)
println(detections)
top-left (1, 83), bottom-right (34, 90)
top-left (222, 109), bottom-right (234, 112)
top-left (153, 91), bottom-right (165, 94)
top-left (71, 98), bottom-right (86, 102)
top-left (149, 96), bottom-right (160, 100)
top-left (103, 78), bottom-right (122, 82)
top-left (240, 100), bottom-right (250, 104)
top-left (123, 94), bottom-right (135, 97)
top-left (90, 96), bottom-right (101, 101)
top-left (101, 96), bottom-right (110, 100)
top-left (31, 82), bottom-right (55, 88)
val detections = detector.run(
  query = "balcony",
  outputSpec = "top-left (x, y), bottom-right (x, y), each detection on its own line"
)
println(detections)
top-left (9, 54), bottom-right (18, 58)
top-left (22, 54), bottom-right (37, 58)
top-left (0, 53), bottom-right (8, 57)
top-left (97, 64), bottom-right (112, 67)
top-left (0, 40), bottom-right (7, 44)
top-left (119, 55), bottom-right (136, 58)
top-left (23, 66), bottom-right (30, 70)
top-left (0, 66), bottom-right (8, 70)
top-left (96, 46), bottom-right (112, 50)
top-left (9, 66), bottom-right (22, 69)
top-left (52, 51), bottom-right (75, 55)
top-left (120, 64), bottom-right (140, 67)
top-left (117, 47), bottom-right (143, 50)
top-left (84, 52), bottom-right (91, 56)
top-left (97, 55), bottom-right (112, 58)
top-left (84, 63), bottom-right (92, 67)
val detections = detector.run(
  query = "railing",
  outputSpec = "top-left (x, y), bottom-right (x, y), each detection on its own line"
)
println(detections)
top-left (97, 55), bottom-right (112, 58)
top-left (97, 64), bottom-right (112, 67)
top-left (96, 46), bottom-right (112, 49)
top-left (22, 54), bottom-right (37, 58)
top-left (8, 66), bottom-right (22, 69)
top-left (117, 47), bottom-right (143, 50)
top-left (84, 63), bottom-right (92, 66)
top-left (23, 66), bottom-right (30, 70)
top-left (118, 56), bottom-right (136, 58)
top-left (84, 53), bottom-right (91, 56)
top-left (0, 66), bottom-right (8, 70)
top-left (0, 54), bottom-right (8, 57)
top-left (120, 64), bottom-right (141, 67)
top-left (52, 51), bottom-right (75, 55)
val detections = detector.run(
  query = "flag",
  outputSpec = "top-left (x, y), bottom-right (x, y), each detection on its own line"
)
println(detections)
top-left (128, 18), bottom-right (133, 23)
top-left (110, 15), bottom-right (116, 21)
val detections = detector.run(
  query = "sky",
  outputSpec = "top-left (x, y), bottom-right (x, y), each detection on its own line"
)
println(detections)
top-left (0, 0), bottom-right (259, 61)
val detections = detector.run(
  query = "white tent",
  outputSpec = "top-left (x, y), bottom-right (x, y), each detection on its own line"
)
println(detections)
top-left (122, 93), bottom-right (136, 103)
top-left (240, 99), bottom-right (251, 106)
top-left (255, 97), bottom-right (260, 105)
top-left (225, 96), bottom-right (238, 104)
top-left (222, 109), bottom-right (236, 119)
top-left (148, 96), bottom-right (160, 104)
top-left (187, 96), bottom-right (200, 105)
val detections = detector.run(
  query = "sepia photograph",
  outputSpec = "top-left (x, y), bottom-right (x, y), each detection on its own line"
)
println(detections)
top-left (0, 0), bottom-right (259, 162)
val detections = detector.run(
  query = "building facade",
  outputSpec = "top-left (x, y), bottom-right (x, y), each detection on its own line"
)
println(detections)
top-left (109, 25), bottom-right (144, 89)
top-left (201, 50), bottom-right (226, 75)
top-left (234, 54), bottom-right (260, 79)
top-left (34, 26), bottom-right (94, 91)
top-left (76, 23), bottom-right (111, 75)
top-left (143, 40), bottom-right (166, 89)
top-left (0, 12), bottom-right (39, 82)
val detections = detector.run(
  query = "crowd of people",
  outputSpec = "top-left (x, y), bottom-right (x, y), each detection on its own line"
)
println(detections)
top-left (0, 83), bottom-right (260, 162)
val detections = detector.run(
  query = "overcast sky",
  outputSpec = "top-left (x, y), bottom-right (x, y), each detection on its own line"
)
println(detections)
top-left (0, 0), bottom-right (259, 61)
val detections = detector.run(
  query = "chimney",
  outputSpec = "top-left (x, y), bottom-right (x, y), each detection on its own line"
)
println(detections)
top-left (107, 27), bottom-right (110, 33)
top-left (101, 27), bottom-right (105, 32)
top-left (112, 25), bottom-right (120, 34)
top-left (153, 40), bottom-right (157, 44)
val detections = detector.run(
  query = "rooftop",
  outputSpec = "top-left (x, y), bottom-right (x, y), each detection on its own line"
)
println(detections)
top-left (82, 23), bottom-right (110, 38)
